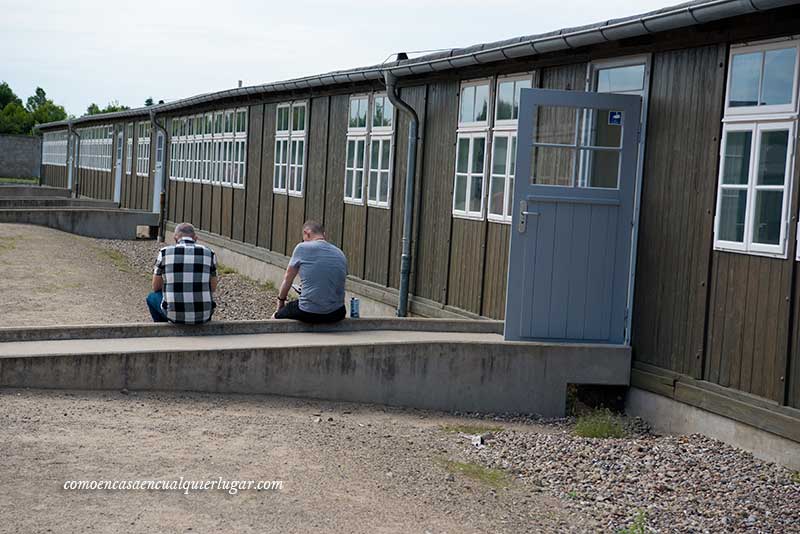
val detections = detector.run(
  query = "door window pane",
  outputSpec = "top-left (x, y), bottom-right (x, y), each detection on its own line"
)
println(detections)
top-left (718, 189), bottom-right (747, 242)
top-left (535, 106), bottom-right (576, 145)
top-left (582, 149), bottom-right (620, 189)
top-left (752, 190), bottom-right (783, 245)
top-left (729, 52), bottom-right (761, 107)
top-left (531, 146), bottom-right (574, 186)
top-left (757, 130), bottom-right (789, 185)
top-left (722, 131), bottom-right (752, 185)
top-left (761, 48), bottom-right (796, 106)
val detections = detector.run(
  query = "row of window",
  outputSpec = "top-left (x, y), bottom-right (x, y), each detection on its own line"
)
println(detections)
top-left (42, 130), bottom-right (68, 166)
top-left (168, 109), bottom-right (248, 188)
top-left (77, 125), bottom-right (113, 171)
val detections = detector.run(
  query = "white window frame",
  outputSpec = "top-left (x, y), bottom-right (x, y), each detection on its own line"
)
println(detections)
top-left (487, 73), bottom-right (532, 223)
top-left (344, 95), bottom-right (370, 205)
top-left (714, 121), bottom-right (796, 257)
top-left (453, 78), bottom-right (491, 220)
top-left (288, 102), bottom-right (306, 197)
top-left (136, 122), bottom-right (151, 177)
top-left (274, 103), bottom-right (291, 194)
top-left (367, 135), bottom-right (393, 208)
top-left (125, 123), bottom-right (133, 174)
top-left (724, 39), bottom-right (800, 118)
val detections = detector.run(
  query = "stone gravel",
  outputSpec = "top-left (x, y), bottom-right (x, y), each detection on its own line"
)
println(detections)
top-left (460, 419), bottom-right (800, 533)
top-left (99, 238), bottom-right (278, 321)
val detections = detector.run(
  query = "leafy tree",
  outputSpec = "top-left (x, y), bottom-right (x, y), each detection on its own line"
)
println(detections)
top-left (0, 102), bottom-right (34, 134)
top-left (85, 100), bottom-right (129, 116)
top-left (86, 103), bottom-right (101, 115)
top-left (25, 87), bottom-right (48, 113)
top-left (0, 81), bottom-right (22, 110)
top-left (145, 97), bottom-right (154, 107)
top-left (30, 100), bottom-right (67, 126)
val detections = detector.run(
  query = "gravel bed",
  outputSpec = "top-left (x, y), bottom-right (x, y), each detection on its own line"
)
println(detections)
top-left (100, 238), bottom-right (278, 321)
top-left (461, 422), bottom-right (800, 533)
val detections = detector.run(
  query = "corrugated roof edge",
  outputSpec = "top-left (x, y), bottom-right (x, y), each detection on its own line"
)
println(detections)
top-left (36, 0), bottom-right (799, 130)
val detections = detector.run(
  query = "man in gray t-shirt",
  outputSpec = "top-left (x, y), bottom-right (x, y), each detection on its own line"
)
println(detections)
top-left (272, 220), bottom-right (348, 323)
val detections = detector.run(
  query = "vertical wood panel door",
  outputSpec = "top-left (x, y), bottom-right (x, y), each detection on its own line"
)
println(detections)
top-left (505, 89), bottom-right (641, 344)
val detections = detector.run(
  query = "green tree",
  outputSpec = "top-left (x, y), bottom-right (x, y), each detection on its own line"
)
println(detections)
top-left (86, 100), bottom-right (130, 116)
top-left (30, 100), bottom-right (67, 126)
top-left (86, 102), bottom-right (101, 115)
top-left (0, 81), bottom-right (22, 110)
top-left (144, 97), bottom-right (154, 106)
top-left (0, 102), bottom-right (34, 134)
top-left (25, 87), bottom-right (48, 113)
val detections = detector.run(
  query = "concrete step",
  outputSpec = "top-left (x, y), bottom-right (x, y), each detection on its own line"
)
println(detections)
top-left (0, 207), bottom-right (159, 239)
top-left (0, 197), bottom-right (118, 209)
top-left (0, 185), bottom-right (71, 198)
top-left (0, 321), bottom-right (631, 416)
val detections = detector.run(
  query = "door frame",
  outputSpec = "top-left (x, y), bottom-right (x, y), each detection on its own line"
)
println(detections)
top-left (152, 129), bottom-right (165, 214)
top-left (114, 129), bottom-right (124, 203)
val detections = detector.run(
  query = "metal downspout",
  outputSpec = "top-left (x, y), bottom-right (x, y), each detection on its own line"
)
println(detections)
top-left (150, 110), bottom-right (169, 242)
top-left (384, 70), bottom-right (419, 317)
top-left (68, 122), bottom-right (81, 198)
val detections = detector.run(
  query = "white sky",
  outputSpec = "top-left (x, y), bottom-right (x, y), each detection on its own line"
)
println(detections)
top-left (1, 0), bottom-right (678, 116)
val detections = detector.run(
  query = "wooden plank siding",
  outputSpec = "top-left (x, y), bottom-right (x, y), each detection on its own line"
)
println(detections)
top-left (257, 103), bottom-right (277, 250)
top-left (305, 96), bottom-right (330, 224)
top-left (482, 222), bottom-right (510, 319)
top-left (413, 80), bottom-right (458, 305)
top-left (342, 203), bottom-right (367, 279)
top-left (323, 95), bottom-right (349, 249)
top-left (244, 104), bottom-right (265, 245)
top-left (632, 45), bottom-right (725, 379)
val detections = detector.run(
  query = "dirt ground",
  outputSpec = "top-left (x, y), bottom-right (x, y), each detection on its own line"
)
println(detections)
top-left (0, 389), bottom-right (593, 533)
top-left (0, 223), bottom-right (152, 326)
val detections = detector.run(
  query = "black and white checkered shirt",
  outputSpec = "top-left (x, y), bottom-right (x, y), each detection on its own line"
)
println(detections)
top-left (153, 238), bottom-right (217, 324)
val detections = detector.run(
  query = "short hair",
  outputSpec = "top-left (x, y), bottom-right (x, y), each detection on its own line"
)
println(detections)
top-left (303, 220), bottom-right (325, 236)
top-left (174, 222), bottom-right (196, 238)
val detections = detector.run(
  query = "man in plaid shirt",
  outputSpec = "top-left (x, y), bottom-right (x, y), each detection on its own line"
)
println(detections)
top-left (146, 222), bottom-right (218, 324)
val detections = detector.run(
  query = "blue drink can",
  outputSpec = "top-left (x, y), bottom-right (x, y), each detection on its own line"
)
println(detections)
top-left (350, 297), bottom-right (360, 318)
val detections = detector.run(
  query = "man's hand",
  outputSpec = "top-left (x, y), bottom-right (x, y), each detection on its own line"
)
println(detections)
top-left (276, 297), bottom-right (286, 311)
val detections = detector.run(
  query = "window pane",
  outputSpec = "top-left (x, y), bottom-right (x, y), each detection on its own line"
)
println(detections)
top-left (454, 175), bottom-right (467, 212)
top-left (582, 149), bottom-right (620, 189)
top-left (474, 84), bottom-right (489, 122)
top-left (513, 79), bottom-right (531, 119)
top-left (535, 105), bottom-right (576, 145)
top-left (585, 109), bottom-right (622, 148)
top-left (354, 170), bottom-right (363, 198)
top-left (531, 146), bottom-right (574, 186)
top-left (596, 64), bottom-right (645, 93)
top-left (370, 140), bottom-right (380, 170)
top-left (356, 139), bottom-right (365, 168)
top-left (456, 138), bottom-right (470, 173)
top-left (722, 131), bottom-right (752, 185)
top-left (369, 170), bottom-right (378, 200)
top-left (729, 52), bottom-right (761, 107)
top-left (762, 48), bottom-right (796, 106)
top-left (293, 105), bottom-right (305, 131)
top-left (460, 86), bottom-right (475, 124)
top-left (380, 170), bottom-right (389, 202)
top-left (346, 140), bottom-right (355, 167)
top-left (496, 81), bottom-right (514, 121)
top-left (469, 175), bottom-right (483, 212)
top-left (718, 189), bottom-right (747, 242)
top-left (345, 170), bottom-right (353, 197)
top-left (471, 137), bottom-right (485, 174)
top-left (349, 101), bottom-right (358, 128)
top-left (752, 190), bottom-right (783, 245)
top-left (492, 136), bottom-right (508, 175)
top-left (383, 99), bottom-right (393, 128)
top-left (373, 96), bottom-right (384, 127)
top-left (381, 139), bottom-right (391, 170)
top-left (489, 175), bottom-right (505, 215)
top-left (757, 129), bottom-right (789, 185)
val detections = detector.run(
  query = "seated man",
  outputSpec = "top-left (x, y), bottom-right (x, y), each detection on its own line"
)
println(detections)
top-left (146, 222), bottom-right (218, 324)
top-left (273, 220), bottom-right (347, 323)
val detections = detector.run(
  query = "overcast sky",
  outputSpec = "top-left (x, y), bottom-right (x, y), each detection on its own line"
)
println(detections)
top-left (1, 0), bottom-right (677, 116)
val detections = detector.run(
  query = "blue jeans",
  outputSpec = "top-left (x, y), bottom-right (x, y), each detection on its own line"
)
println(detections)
top-left (146, 291), bottom-right (169, 322)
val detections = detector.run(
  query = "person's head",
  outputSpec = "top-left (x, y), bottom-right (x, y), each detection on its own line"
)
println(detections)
top-left (302, 220), bottom-right (325, 241)
top-left (174, 222), bottom-right (196, 242)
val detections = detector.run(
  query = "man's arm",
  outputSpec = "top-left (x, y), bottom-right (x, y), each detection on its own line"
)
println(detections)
top-left (152, 274), bottom-right (163, 292)
top-left (276, 265), bottom-right (300, 310)
top-left (152, 249), bottom-right (164, 291)
top-left (210, 276), bottom-right (218, 293)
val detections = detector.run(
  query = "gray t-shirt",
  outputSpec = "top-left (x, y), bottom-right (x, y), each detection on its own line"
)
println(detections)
top-left (289, 240), bottom-right (348, 314)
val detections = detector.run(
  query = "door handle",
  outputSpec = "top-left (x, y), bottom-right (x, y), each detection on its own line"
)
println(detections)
top-left (518, 201), bottom-right (539, 233)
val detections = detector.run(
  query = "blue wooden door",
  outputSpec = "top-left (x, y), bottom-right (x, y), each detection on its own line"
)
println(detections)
top-left (505, 89), bottom-right (641, 344)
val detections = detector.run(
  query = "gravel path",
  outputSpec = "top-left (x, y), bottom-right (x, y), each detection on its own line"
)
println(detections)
top-left (0, 223), bottom-right (277, 326)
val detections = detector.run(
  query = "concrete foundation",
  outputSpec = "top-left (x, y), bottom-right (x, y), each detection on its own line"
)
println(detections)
top-left (626, 387), bottom-right (800, 470)
top-left (0, 197), bottom-right (117, 208)
top-left (0, 324), bottom-right (631, 417)
top-left (0, 185), bottom-right (70, 198)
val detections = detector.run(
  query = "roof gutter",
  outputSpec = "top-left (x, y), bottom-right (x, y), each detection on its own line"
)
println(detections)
top-left (36, 0), bottom-right (794, 130)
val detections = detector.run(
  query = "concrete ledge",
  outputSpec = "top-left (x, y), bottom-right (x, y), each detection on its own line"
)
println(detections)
top-left (626, 387), bottom-right (800, 470)
top-left (0, 334), bottom-right (630, 416)
top-left (0, 318), bottom-right (504, 343)
top-left (0, 208), bottom-right (159, 239)
top-left (0, 185), bottom-right (69, 198)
